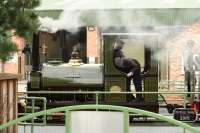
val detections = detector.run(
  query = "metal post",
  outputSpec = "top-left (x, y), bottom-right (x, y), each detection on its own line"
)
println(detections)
top-left (183, 128), bottom-right (186, 133)
top-left (123, 111), bottom-right (129, 133)
top-left (23, 124), bottom-right (26, 133)
top-left (65, 110), bottom-right (71, 133)
top-left (184, 94), bottom-right (187, 109)
top-left (31, 99), bottom-right (35, 133)
top-left (24, 97), bottom-right (27, 133)
top-left (184, 83), bottom-right (187, 109)
top-left (43, 98), bottom-right (47, 125)
top-left (96, 93), bottom-right (99, 105)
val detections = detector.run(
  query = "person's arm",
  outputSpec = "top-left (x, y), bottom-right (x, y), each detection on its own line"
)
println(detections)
top-left (124, 58), bottom-right (140, 77)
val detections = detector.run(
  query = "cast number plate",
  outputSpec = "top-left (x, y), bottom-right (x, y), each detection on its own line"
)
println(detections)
top-left (173, 108), bottom-right (196, 122)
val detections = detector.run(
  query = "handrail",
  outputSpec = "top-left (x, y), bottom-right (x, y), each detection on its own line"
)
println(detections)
top-left (1, 104), bottom-right (200, 133)
top-left (22, 91), bottom-right (200, 94)
top-left (18, 96), bottom-right (47, 117)
top-left (18, 96), bottom-right (47, 133)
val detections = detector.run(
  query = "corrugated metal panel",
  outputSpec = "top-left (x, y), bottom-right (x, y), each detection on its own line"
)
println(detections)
top-left (35, 10), bottom-right (62, 19)
top-left (35, 0), bottom-right (200, 11)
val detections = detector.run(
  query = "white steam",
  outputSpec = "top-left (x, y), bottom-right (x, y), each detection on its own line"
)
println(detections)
top-left (39, 10), bottom-right (83, 33)
top-left (38, 0), bottom-right (160, 33)
top-left (38, 0), bottom-right (200, 64)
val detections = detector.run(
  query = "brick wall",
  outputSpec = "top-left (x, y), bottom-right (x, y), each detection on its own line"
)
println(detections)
top-left (1, 32), bottom-right (25, 80)
top-left (167, 21), bottom-right (200, 82)
top-left (86, 26), bottom-right (101, 63)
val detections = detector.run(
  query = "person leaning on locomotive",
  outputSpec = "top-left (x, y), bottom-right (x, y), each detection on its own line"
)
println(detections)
top-left (113, 38), bottom-right (143, 102)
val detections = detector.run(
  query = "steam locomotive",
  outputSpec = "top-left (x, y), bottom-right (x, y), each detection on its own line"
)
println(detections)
top-left (25, 28), bottom-right (159, 112)
top-left (21, 7), bottom-right (200, 123)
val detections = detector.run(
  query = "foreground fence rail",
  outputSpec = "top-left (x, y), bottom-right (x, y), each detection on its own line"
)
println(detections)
top-left (1, 104), bottom-right (200, 133)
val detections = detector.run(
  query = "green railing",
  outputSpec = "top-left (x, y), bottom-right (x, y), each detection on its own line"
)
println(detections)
top-left (18, 91), bottom-right (200, 121)
top-left (18, 96), bottom-right (47, 133)
top-left (23, 91), bottom-right (200, 106)
top-left (1, 104), bottom-right (200, 133)
top-left (18, 96), bottom-right (47, 124)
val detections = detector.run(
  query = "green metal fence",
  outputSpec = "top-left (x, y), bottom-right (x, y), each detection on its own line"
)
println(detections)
top-left (1, 104), bottom-right (200, 133)
top-left (18, 96), bottom-right (47, 133)
top-left (21, 90), bottom-right (200, 107)
top-left (18, 96), bottom-right (47, 123)
top-left (17, 90), bottom-right (200, 125)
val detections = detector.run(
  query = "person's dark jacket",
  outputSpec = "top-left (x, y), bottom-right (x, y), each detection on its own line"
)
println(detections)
top-left (113, 48), bottom-right (140, 74)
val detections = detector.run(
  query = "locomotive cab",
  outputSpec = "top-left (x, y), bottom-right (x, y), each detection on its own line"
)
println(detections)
top-left (103, 34), bottom-right (159, 112)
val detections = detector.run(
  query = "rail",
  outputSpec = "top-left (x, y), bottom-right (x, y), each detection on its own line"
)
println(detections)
top-left (22, 91), bottom-right (200, 94)
top-left (22, 91), bottom-right (200, 106)
top-left (18, 96), bottom-right (47, 124)
top-left (17, 91), bottom-right (200, 121)
top-left (18, 96), bottom-right (47, 133)
top-left (1, 105), bottom-right (200, 133)
top-left (20, 91), bottom-right (200, 110)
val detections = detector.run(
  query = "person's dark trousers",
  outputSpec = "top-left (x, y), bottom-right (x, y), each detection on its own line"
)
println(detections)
top-left (132, 68), bottom-right (143, 100)
top-left (185, 71), bottom-right (191, 97)
top-left (126, 71), bottom-right (143, 101)
top-left (129, 60), bottom-right (143, 100)
top-left (126, 78), bottom-right (135, 101)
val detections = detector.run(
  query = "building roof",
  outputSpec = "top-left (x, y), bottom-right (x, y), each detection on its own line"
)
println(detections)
top-left (35, 0), bottom-right (200, 29)
top-left (35, 0), bottom-right (200, 11)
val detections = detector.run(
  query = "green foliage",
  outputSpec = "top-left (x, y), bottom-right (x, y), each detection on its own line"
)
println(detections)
top-left (0, 0), bottom-right (40, 62)
top-left (13, 10), bottom-right (39, 39)
top-left (0, 39), bottom-right (17, 62)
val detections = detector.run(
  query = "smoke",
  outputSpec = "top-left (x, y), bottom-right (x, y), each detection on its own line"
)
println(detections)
top-left (38, 1), bottom-right (160, 33)
top-left (38, 0), bottom-right (200, 65)
top-left (38, 1), bottom-right (180, 36)
top-left (39, 10), bottom-right (83, 33)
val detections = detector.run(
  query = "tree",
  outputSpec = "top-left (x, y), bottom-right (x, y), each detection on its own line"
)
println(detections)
top-left (0, 38), bottom-right (17, 72)
top-left (0, 0), bottom-right (40, 73)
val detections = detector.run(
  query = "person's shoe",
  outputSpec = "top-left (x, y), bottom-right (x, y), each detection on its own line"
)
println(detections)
top-left (126, 95), bottom-right (136, 102)
top-left (135, 97), bottom-right (144, 103)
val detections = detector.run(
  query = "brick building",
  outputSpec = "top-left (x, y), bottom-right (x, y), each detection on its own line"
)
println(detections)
top-left (0, 34), bottom-right (26, 80)
top-left (167, 21), bottom-right (200, 82)
top-left (2, 0), bottom-right (200, 83)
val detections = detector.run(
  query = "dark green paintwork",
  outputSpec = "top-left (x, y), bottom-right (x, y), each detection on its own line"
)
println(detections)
top-left (143, 41), bottom-right (158, 102)
top-left (104, 36), bottom-right (125, 75)
top-left (30, 72), bottom-right (41, 89)
top-left (103, 35), bottom-right (128, 101)
top-left (103, 35), bottom-right (158, 103)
